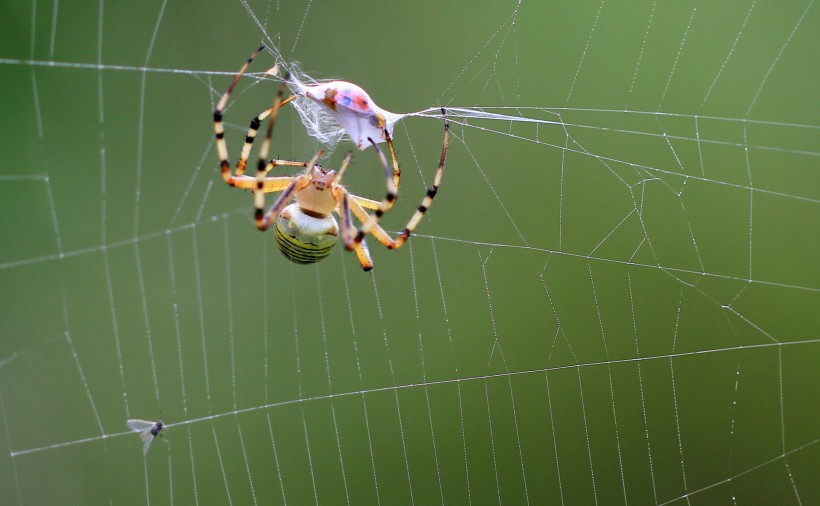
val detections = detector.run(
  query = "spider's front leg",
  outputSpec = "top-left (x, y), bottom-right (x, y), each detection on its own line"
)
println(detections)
top-left (214, 45), bottom-right (264, 184)
top-left (227, 82), bottom-right (296, 185)
top-left (213, 45), bottom-right (297, 186)
top-left (354, 108), bottom-right (449, 250)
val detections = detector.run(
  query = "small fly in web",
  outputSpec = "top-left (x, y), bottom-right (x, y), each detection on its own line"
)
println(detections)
top-left (213, 45), bottom-right (449, 271)
top-left (127, 419), bottom-right (165, 456)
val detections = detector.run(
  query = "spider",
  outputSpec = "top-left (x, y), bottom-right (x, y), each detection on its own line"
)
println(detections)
top-left (213, 45), bottom-right (449, 271)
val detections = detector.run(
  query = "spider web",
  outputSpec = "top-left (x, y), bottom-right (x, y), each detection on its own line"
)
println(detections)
top-left (1, 0), bottom-right (819, 504)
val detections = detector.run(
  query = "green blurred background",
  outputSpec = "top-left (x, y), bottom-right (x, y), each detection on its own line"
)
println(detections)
top-left (1, 0), bottom-right (818, 504)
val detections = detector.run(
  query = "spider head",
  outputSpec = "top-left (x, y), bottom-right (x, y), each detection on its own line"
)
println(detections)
top-left (274, 203), bottom-right (338, 264)
top-left (294, 165), bottom-right (338, 216)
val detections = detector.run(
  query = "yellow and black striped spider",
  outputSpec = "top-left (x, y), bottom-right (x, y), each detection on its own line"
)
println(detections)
top-left (213, 46), bottom-right (448, 271)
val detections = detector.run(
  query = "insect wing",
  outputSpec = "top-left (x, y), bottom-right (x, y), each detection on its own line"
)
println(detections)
top-left (141, 433), bottom-right (155, 456)
top-left (127, 419), bottom-right (156, 433)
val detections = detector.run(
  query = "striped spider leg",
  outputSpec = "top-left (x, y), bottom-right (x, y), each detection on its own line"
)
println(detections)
top-left (213, 44), bottom-right (297, 189)
top-left (354, 109), bottom-right (449, 251)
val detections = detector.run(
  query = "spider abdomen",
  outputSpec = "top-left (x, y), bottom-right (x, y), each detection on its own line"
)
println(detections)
top-left (274, 204), bottom-right (338, 264)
